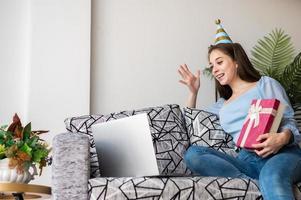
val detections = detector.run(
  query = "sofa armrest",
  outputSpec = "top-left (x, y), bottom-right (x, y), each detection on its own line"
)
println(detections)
top-left (52, 132), bottom-right (90, 200)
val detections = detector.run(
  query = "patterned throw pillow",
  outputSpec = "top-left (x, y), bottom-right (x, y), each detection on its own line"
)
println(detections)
top-left (64, 104), bottom-right (190, 178)
top-left (183, 107), bottom-right (237, 156)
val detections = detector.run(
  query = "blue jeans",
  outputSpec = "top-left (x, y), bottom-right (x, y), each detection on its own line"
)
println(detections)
top-left (184, 144), bottom-right (301, 200)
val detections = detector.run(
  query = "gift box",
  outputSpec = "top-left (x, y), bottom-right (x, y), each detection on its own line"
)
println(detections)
top-left (236, 99), bottom-right (285, 149)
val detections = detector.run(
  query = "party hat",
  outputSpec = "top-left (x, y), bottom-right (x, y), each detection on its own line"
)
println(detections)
top-left (214, 19), bottom-right (232, 44)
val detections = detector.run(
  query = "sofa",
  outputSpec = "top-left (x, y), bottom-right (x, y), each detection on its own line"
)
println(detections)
top-left (52, 104), bottom-right (301, 200)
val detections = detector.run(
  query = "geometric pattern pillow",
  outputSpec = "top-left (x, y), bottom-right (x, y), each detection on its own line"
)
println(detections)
top-left (64, 104), bottom-right (190, 178)
top-left (183, 107), bottom-right (237, 156)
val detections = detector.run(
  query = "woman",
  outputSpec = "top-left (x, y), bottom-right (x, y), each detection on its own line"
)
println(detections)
top-left (178, 42), bottom-right (301, 200)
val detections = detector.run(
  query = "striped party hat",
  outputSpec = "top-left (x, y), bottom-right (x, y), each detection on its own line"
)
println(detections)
top-left (214, 19), bottom-right (232, 44)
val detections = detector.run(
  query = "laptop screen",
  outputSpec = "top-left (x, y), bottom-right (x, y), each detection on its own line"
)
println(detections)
top-left (91, 113), bottom-right (159, 177)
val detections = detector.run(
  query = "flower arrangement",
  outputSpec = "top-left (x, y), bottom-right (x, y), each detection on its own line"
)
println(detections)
top-left (0, 114), bottom-right (51, 176)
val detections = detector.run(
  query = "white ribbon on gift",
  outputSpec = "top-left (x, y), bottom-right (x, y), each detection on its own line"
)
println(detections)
top-left (240, 99), bottom-right (277, 147)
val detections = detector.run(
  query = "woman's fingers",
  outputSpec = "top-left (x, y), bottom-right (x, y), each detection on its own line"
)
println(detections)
top-left (252, 142), bottom-right (264, 149)
top-left (178, 68), bottom-right (189, 81)
top-left (179, 65), bottom-right (189, 75)
top-left (253, 133), bottom-right (283, 158)
top-left (196, 70), bottom-right (201, 79)
top-left (256, 134), bottom-right (268, 142)
top-left (183, 64), bottom-right (189, 72)
top-left (261, 151), bottom-right (272, 158)
top-left (254, 147), bottom-right (271, 158)
top-left (178, 67), bottom-right (189, 85)
top-left (178, 64), bottom-right (200, 86)
top-left (178, 68), bottom-right (185, 78)
top-left (179, 80), bottom-right (187, 85)
top-left (180, 64), bottom-right (193, 77)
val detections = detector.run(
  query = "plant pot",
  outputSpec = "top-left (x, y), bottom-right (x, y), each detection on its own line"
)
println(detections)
top-left (0, 158), bottom-right (35, 183)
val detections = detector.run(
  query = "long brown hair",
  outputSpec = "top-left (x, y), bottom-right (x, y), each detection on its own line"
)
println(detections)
top-left (208, 43), bottom-right (261, 100)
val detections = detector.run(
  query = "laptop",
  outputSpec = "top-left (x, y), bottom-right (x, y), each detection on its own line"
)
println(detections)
top-left (91, 113), bottom-right (160, 177)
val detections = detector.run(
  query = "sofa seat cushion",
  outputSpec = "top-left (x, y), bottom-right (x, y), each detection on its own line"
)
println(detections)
top-left (88, 176), bottom-right (263, 200)
top-left (183, 108), bottom-right (237, 156)
top-left (65, 104), bottom-right (189, 178)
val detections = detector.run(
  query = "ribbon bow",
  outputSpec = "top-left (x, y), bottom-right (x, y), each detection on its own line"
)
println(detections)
top-left (248, 100), bottom-right (262, 128)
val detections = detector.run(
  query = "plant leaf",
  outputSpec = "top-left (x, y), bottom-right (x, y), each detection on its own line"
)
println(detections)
top-left (14, 126), bottom-right (23, 139)
top-left (32, 130), bottom-right (49, 135)
top-left (251, 28), bottom-right (295, 80)
top-left (0, 144), bottom-right (5, 159)
top-left (7, 113), bottom-right (22, 133)
top-left (202, 68), bottom-right (214, 79)
top-left (23, 123), bottom-right (32, 141)
top-left (20, 143), bottom-right (32, 157)
top-left (32, 147), bottom-right (49, 163)
top-left (281, 52), bottom-right (301, 105)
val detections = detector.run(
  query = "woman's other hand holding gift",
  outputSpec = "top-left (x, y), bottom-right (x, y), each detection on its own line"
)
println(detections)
top-left (252, 129), bottom-right (293, 158)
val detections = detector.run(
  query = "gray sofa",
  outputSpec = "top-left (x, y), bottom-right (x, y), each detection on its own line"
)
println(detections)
top-left (52, 104), bottom-right (301, 200)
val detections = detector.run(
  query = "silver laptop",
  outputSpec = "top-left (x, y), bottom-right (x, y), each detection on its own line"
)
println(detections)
top-left (91, 113), bottom-right (159, 177)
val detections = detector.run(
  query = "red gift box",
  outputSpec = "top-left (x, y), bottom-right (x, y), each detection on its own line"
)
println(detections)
top-left (236, 99), bottom-right (285, 149)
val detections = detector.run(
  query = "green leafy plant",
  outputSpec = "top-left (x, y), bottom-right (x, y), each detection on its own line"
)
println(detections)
top-left (251, 29), bottom-right (294, 78)
top-left (251, 28), bottom-right (301, 107)
top-left (0, 114), bottom-right (51, 175)
top-left (281, 53), bottom-right (301, 107)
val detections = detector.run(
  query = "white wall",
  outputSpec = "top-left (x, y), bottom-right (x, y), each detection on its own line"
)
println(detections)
top-left (0, 0), bottom-right (91, 186)
top-left (0, 0), bottom-right (30, 124)
top-left (28, 0), bottom-right (91, 185)
top-left (27, 0), bottom-right (91, 134)
top-left (91, 0), bottom-right (301, 115)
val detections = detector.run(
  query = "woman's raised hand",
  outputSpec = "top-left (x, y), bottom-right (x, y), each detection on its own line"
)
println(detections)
top-left (178, 64), bottom-right (201, 95)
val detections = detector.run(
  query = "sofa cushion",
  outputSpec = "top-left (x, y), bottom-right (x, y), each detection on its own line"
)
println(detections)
top-left (294, 106), bottom-right (301, 133)
top-left (88, 176), bottom-right (301, 200)
top-left (183, 107), bottom-right (237, 156)
top-left (65, 104), bottom-right (190, 178)
top-left (88, 176), bottom-right (263, 199)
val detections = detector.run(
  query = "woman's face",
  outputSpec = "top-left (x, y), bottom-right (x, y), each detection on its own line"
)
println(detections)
top-left (209, 49), bottom-right (238, 85)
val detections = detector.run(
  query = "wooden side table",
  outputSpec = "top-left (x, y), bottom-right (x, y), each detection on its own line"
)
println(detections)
top-left (0, 183), bottom-right (51, 200)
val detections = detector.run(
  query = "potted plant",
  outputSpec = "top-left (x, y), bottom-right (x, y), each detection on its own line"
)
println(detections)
top-left (0, 114), bottom-right (51, 183)
top-left (251, 28), bottom-right (301, 131)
